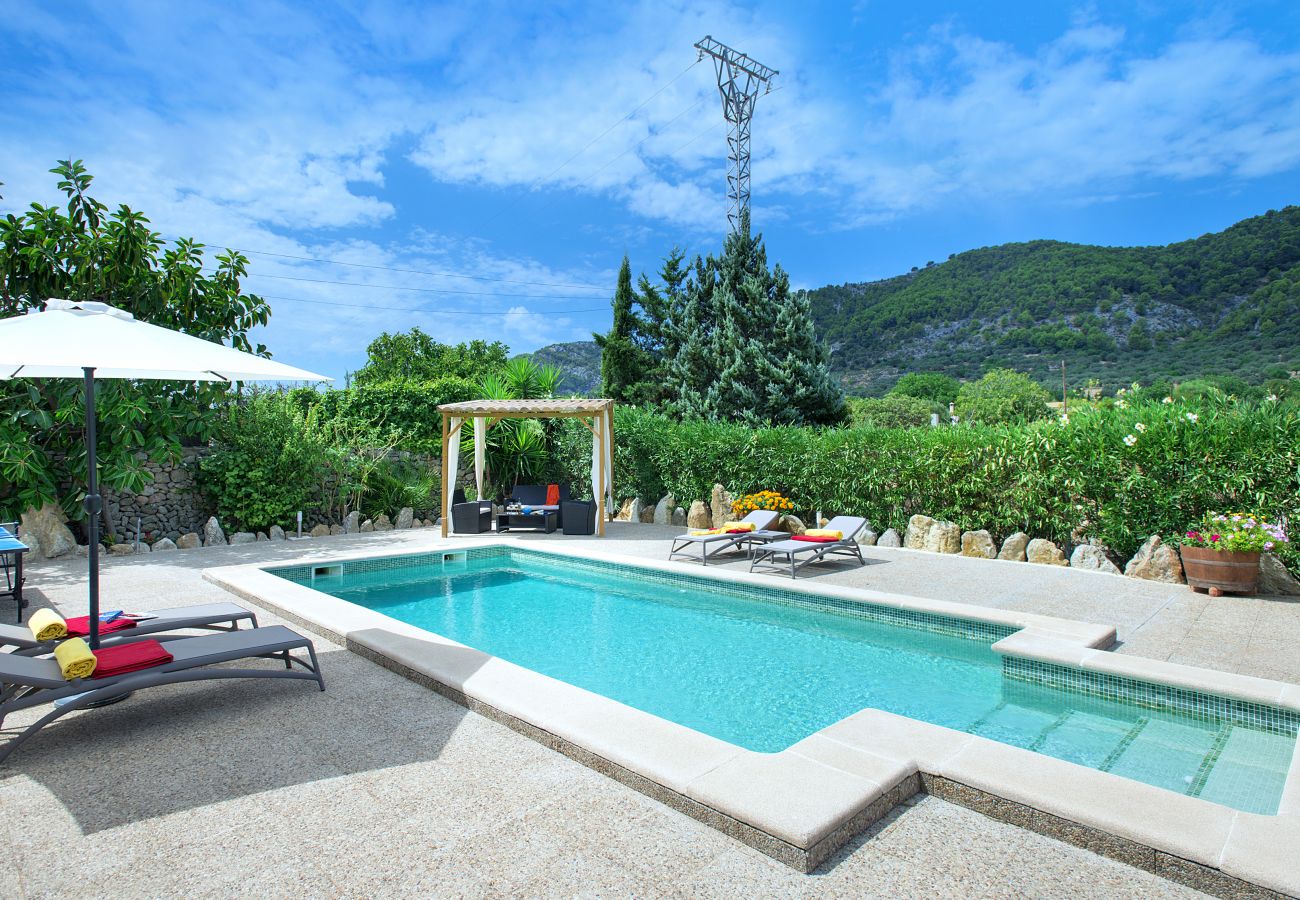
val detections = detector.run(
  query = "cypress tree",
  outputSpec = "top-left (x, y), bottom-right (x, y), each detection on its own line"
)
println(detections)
top-left (594, 256), bottom-right (643, 402)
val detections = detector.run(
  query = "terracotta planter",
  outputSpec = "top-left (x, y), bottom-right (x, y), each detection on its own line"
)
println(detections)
top-left (1179, 545), bottom-right (1261, 594)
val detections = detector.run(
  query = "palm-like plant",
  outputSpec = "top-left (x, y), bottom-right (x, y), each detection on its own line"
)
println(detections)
top-left (466, 358), bottom-right (564, 499)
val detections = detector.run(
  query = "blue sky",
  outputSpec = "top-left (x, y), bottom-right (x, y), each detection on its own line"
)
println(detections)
top-left (3, 0), bottom-right (1299, 383)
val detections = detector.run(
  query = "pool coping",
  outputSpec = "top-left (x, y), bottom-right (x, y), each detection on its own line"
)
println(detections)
top-left (204, 538), bottom-right (1300, 898)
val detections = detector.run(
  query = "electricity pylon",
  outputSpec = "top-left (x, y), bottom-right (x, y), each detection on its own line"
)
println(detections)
top-left (694, 36), bottom-right (778, 233)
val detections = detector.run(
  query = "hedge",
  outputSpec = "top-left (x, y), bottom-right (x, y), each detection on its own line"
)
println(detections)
top-left (571, 400), bottom-right (1300, 560)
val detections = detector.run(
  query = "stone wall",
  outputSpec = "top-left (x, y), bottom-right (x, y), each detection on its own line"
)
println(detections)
top-left (104, 448), bottom-right (212, 544)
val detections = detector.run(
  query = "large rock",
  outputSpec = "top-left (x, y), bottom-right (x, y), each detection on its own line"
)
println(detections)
top-left (615, 498), bottom-right (643, 522)
top-left (1070, 542), bottom-right (1121, 575)
top-left (877, 528), bottom-right (902, 547)
top-left (422, 518), bottom-right (435, 528)
top-left (1258, 553), bottom-right (1300, 596)
top-left (923, 521), bottom-right (961, 554)
top-left (151, 537), bottom-right (177, 552)
top-left (310, 523), bottom-right (330, 538)
top-left (1026, 538), bottom-right (1068, 566)
top-left (856, 528), bottom-right (878, 546)
top-left (779, 514), bottom-right (807, 535)
top-left (998, 532), bottom-right (1030, 561)
top-left (329, 524), bottom-right (344, 535)
top-left (671, 506), bottom-right (686, 527)
top-left (396, 507), bottom-right (414, 530)
top-left (256, 532), bottom-right (269, 542)
top-left (20, 503), bottom-right (77, 559)
top-left (961, 530), bottom-right (997, 559)
top-left (269, 525), bottom-right (286, 541)
top-left (1124, 535), bottom-right (1186, 584)
top-left (229, 531), bottom-right (256, 545)
top-left (374, 514), bottom-right (393, 532)
top-left (360, 519), bottom-right (374, 533)
top-left (343, 511), bottom-right (360, 534)
top-left (904, 515), bottom-right (936, 550)
top-left (109, 543), bottom-right (136, 556)
top-left (203, 516), bottom-right (227, 547)
top-left (653, 494), bottom-right (675, 526)
top-left (176, 532), bottom-right (201, 549)
top-left (686, 500), bottom-right (712, 530)
top-left (709, 484), bottom-right (733, 530)
top-left (638, 505), bottom-right (656, 524)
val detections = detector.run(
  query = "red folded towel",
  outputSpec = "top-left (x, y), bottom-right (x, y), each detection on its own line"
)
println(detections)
top-left (791, 535), bottom-right (837, 543)
top-left (92, 639), bottom-right (174, 679)
top-left (65, 615), bottom-right (138, 638)
top-left (726, 529), bottom-right (751, 534)
top-left (545, 483), bottom-right (560, 505)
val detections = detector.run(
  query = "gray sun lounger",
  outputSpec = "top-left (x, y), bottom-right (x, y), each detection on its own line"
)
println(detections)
top-left (748, 516), bottom-right (868, 578)
top-left (668, 509), bottom-right (782, 565)
top-left (0, 624), bottom-right (324, 763)
top-left (0, 602), bottom-right (258, 657)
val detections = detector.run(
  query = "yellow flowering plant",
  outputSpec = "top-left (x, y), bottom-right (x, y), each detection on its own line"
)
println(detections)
top-left (731, 490), bottom-right (795, 518)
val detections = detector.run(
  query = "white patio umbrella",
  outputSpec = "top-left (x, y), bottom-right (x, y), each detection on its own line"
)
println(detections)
top-left (0, 299), bottom-right (330, 648)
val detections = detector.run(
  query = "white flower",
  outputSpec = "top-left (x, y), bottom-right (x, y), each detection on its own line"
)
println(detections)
top-left (1186, 412), bottom-right (1199, 422)
top-left (1115, 399), bottom-right (1128, 409)
top-left (1058, 414), bottom-right (1069, 426)
top-left (1134, 422), bottom-right (1147, 432)
top-left (1123, 434), bottom-right (1137, 446)
top-left (1116, 388), bottom-right (1127, 396)
top-left (1162, 396), bottom-right (1173, 404)
top-left (1268, 394), bottom-right (1279, 402)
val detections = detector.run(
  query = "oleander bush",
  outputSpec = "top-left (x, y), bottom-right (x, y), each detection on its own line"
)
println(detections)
top-left (571, 398), bottom-right (1300, 561)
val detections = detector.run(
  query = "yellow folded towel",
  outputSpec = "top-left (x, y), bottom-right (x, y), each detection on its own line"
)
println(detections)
top-left (721, 521), bottom-right (756, 532)
top-left (28, 608), bottom-right (68, 643)
top-left (805, 529), bottom-right (843, 540)
top-left (690, 528), bottom-right (724, 536)
top-left (54, 638), bottom-right (97, 681)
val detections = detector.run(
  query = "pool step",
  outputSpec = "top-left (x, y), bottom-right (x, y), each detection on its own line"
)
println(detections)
top-left (1185, 722), bottom-right (1234, 798)
top-left (1098, 717), bottom-right (1150, 773)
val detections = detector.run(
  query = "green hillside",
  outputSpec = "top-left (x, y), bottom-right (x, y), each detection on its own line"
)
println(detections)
top-left (803, 206), bottom-right (1300, 394)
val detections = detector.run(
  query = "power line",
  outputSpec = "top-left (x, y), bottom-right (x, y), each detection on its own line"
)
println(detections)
top-left (207, 268), bottom-right (609, 302)
top-left (259, 292), bottom-right (608, 316)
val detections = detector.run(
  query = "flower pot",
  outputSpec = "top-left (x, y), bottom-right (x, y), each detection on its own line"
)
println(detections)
top-left (1179, 545), bottom-right (1261, 594)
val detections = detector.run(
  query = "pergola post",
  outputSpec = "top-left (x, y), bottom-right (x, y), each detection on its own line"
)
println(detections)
top-left (440, 411), bottom-right (450, 537)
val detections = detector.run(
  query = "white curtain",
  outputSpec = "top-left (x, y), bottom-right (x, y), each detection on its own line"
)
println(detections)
top-left (445, 416), bottom-right (462, 521)
top-left (603, 407), bottom-right (614, 514)
top-left (590, 407), bottom-right (614, 516)
top-left (473, 417), bottom-right (487, 500)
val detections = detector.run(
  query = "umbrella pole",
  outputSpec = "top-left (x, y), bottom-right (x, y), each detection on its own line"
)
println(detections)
top-left (83, 367), bottom-right (101, 651)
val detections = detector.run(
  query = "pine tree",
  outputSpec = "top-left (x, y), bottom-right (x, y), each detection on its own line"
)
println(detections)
top-left (659, 215), bottom-right (845, 425)
top-left (594, 256), bottom-right (643, 402)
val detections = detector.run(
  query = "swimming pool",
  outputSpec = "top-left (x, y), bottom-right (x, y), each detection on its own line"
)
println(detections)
top-left (270, 546), bottom-right (1298, 816)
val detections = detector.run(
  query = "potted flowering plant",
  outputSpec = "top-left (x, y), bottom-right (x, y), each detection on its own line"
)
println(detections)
top-left (1179, 513), bottom-right (1289, 595)
top-left (731, 490), bottom-right (794, 519)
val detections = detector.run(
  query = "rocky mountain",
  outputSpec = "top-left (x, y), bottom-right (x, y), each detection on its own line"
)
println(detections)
top-left (803, 206), bottom-right (1300, 394)
top-left (518, 340), bottom-right (601, 395)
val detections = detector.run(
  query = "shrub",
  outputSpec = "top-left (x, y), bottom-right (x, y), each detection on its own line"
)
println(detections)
top-left (955, 368), bottom-right (1052, 424)
top-left (289, 377), bottom-right (477, 451)
top-left (200, 394), bottom-right (330, 531)
top-left (567, 400), bottom-right (1300, 561)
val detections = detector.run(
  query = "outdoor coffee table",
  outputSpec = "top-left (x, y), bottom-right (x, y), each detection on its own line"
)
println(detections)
top-left (496, 509), bottom-right (558, 534)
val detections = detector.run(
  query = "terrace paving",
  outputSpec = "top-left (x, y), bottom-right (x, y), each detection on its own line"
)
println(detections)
top-left (6, 522), bottom-right (1295, 897)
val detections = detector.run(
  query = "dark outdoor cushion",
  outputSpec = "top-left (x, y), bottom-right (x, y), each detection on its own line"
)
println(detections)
top-left (513, 484), bottom-right (570, 507)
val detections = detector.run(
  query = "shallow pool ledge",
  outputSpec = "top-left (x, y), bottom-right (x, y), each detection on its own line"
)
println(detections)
top-left (205, 542), bottom-right (1300, 895)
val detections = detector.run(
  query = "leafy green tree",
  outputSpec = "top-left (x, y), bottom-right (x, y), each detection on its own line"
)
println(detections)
top-left (848, 395), bottom-right (934, 429)
top-left (889, 372), bottom-right (961, 409)
top-left (955, 368), bottom-right (1052, 424)
top-left (472, 357), bottom-right (562, 499)
top-left (660, 217), bottom-right (845, 425)
top-left (353, 327), bottom-right (507, 385)
top-left (594, 256), bottom-right (645, 402)
top-left (0, 160), bottom-right (273, 531)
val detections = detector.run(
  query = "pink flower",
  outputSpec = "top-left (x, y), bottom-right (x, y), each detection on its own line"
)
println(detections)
top-left (1210, 534), bottom-right (1220, 543)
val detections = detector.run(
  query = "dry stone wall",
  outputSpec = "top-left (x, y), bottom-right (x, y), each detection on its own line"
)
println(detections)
top-left (103, 448), bottom-right (212, 544)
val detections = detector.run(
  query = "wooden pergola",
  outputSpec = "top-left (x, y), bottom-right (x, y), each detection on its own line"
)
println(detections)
top-left (438, 398), bottom-right (615, 537)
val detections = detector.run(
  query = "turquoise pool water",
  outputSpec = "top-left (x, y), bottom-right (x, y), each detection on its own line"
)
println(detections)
top-left (274, 549), bottom-right (1297, 814)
